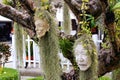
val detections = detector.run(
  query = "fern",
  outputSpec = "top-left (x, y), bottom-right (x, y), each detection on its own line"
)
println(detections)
top-left (59, 38), bottom-right (74, 58)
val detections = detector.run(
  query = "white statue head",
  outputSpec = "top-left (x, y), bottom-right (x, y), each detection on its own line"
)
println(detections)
top-left (74, 44), bottom-right (92, 71)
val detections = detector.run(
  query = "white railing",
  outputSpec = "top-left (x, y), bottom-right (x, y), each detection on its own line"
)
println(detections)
top-left (23, 36), bottom-right (72, 71)
top-left (23, 35), bottom-right (40, 68)
top-left (59, 53), bottom-right (72, 72)
top-left (11, 35), bottom-right (72, 70)
top-left (11, 34), bottom-right (103, 71)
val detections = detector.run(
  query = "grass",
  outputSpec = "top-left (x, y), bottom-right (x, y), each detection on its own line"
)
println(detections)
top-left (27, 76), bottom-right (111, 80)
top-left (0, 68), bottom-right (19, 80)
top-left (27, 76), bottom-right (44, 80)
top-left (98, 76), bottom-right (111, 80)
top-left (27, 75), bottom-right (111, 80)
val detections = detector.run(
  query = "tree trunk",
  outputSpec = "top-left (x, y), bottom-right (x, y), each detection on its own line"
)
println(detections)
top-left (36, 11), bottom-right (62, 80)
top-left (14, 23), bottom-right (24, 68)
top-left (63, 2), bottom-right (71, 35)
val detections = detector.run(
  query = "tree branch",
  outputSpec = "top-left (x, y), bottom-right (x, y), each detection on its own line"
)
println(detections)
top-left (64, 0), bottom-right (104, 21)
top-left (18, 0), bottom-right (35, 15)
top-left (0, 3), bottom-right (35, 30)
top-left (98, 48), bottom-right (120, 76)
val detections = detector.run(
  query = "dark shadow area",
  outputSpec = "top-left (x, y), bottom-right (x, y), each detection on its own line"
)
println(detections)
top-left (0, 22), bottom-right (12, 42)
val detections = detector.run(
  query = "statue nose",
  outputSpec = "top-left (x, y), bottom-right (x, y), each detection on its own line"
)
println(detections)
top-left (80, 58), bottom-right (84, 62)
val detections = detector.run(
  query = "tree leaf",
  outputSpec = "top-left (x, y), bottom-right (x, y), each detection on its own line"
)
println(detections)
top-left (112, 2), bottom-right (120, 11)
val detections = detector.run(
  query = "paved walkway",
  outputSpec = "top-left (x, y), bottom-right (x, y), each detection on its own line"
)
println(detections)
top-left (5, 61), bottom-right (43, 80)
top-left (21, 76), bottom-right (35, 80)
top-left (19, 68), bottom-right (43, 77)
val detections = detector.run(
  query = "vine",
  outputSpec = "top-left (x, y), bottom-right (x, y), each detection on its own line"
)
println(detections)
top-left (78, 0), bottom-right (95, 36)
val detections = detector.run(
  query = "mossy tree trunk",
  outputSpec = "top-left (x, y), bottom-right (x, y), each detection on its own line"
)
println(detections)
top-left (63, 2), bottom-right (71, 35)
top-left (33, 0), bottom-right (62, 79)
top-left (35, 10), bottom-right (62, 80)
top-left (14, 23), bottom-right (24, 68)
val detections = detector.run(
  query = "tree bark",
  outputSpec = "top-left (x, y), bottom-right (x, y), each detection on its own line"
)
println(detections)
top-left (14, 23), bottom-right (24, 68)
top-left (0, 3), bottom-right (35, 30)
top-left (0, 0), bottom-right (120, 77)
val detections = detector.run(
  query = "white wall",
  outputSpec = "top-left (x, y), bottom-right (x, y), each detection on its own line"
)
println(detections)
top-left (0, 0), bottom-right (2, 3)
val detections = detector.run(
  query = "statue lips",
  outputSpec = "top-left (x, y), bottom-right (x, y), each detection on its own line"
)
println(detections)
top-left (79, 64), bottom-right (87, 66)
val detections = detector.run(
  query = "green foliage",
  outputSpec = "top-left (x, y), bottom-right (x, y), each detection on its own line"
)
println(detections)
top-left (27, 76), bottom-right (44, 80)
top-left (59, 38), bottom-right (73, 57)
top-left (112, 2), bottom-right (120, 11)
top-left (86, 14), bottom-right (95, 28)
top-left (101, 42), bottom-right (111, 49)
top-left (98, 76), bottom-right (111, 80)
top-left (109, 0), bottom-right (120, 11)
top-left (112, 68), bottom-right (120, 80)
top-left (0, 43), bottom-right (11, 68)
top-left (115, 13), bottom-right (120, 41)
top-left (0, 44), bottom-right (10, 53)
top-left (78, 1), bottom-right (95, 36)
top-left (2, 0), bottom-right (13, 6)
top-left (40, 0), bottom-right (50, 10)
top-left (0, 68), bottom-right (19, 80)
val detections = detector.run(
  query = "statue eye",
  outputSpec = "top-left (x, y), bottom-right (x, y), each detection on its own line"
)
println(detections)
top-left (76, 0), bottom-right (82, 4)
top-left (92, 1), bottom-right (96, 5)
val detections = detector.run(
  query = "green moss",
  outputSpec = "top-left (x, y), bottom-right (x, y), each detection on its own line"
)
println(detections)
top-left (63, 2), bottom-right (71, 34)
top-left (112, 69), bottom-right (120, 80)
top-left (27, 76), bottom-right (44, 80)
top-left (38, 11), bottom-right (62, 80)
top-left (14, 23), bottom-right (24, 67)
top-left (98, 76), bottom-right (111, 80)
top-left (0, 68), bottom-right (19, 80)
top-left (2, 0), bottom-right (13, 6)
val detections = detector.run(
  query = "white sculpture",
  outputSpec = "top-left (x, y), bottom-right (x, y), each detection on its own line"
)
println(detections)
top-left (74, 44), bottom-right (92, 71)
top-left (73, 34), bottom-right (98, 80)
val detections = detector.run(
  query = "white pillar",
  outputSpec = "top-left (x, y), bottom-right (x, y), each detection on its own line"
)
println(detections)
top-left (92, 34), bottom-right (98, 50)
top-left (27, 36), bottom-right (31, 67)
top-left (11, 35), bottom-right (17, 69)
top-left (23, 35), bottom-right (26, 68)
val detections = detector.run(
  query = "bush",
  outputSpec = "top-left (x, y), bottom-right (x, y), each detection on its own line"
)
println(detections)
top-left (0, 68), bottom-right (19, 80)
top-left (27, 76), bottom-right (44, 80)
top-left (98, 76), bottom-right (111, 80)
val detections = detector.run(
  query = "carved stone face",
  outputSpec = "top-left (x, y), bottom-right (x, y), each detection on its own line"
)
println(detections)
top-left (35, 19), bottom-right (50, 38)
top-left (74, 44), bottom-right (92, 71)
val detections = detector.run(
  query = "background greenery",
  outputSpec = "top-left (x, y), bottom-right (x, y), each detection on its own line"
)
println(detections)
top-left (98, 76), bottom-right (111, 80)
top-left (27, 76), bottom-right (44, 80)
top-left (0, 68), bottom-right (19, 80)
